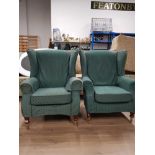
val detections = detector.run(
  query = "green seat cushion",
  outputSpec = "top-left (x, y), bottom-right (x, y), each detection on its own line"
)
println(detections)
top-left (31, 88), bottom-right (71, 105)
top-left (94, 86), bottom-right (132, 103)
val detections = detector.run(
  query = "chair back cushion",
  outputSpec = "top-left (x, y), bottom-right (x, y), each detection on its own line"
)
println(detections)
top-left (85, 50), bottom-right (118, 85)
top-left (28, 49), bottom-right (78, 87)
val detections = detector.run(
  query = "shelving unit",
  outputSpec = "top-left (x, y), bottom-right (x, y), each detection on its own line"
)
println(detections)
top-left (54, 41), bottom-right (90, 50)
top-left (90, 31), bottom-right (135, 50)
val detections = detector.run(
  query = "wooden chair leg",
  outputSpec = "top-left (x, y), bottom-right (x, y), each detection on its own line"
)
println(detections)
top-left (129, 112), bottom-right (135, 123)
top-left (70, 115), bottom-right (78, 127)
top-left (87, 113), bottom-right (91, 121)
top-left (74, 115), bottom-right (78, 127)
top-left (24, 117), bottom-right (30, 124)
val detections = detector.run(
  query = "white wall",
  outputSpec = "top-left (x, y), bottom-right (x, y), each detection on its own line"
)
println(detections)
top-left (19, 0), bottom-right (27, 34)
top-left (51, 0), bottom-right (135, 38)
top-left (19, 0), bottom-right (51, 48)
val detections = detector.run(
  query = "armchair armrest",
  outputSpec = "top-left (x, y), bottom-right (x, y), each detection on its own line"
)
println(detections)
top-left (82, 76), bottom-right (94, 111)
top-left (20, 77), bottom-right (39, 94)
top-left (117, 76), bottom-right (135, 92)
top-left (65, 77), bottom-right (82, 91)
top-left (82, 76), bottom-right (94, 91)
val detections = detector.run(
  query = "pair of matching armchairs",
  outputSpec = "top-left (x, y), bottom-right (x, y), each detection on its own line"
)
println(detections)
top-left (20, 49), bottom-right (135, 125)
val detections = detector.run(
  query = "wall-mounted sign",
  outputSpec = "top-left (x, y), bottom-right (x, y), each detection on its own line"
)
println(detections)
top-left (91, 1), bottom-right (135, 11)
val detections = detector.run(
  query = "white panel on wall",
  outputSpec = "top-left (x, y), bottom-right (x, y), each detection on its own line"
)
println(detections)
top-left (51, 0), bottom-right (135, 38)
top-left (19, 0), bottom-right (51, 48)
top-left (27, 0), bottom-right (51, 48)
top-left (19, 0), bottom-right (27, 34)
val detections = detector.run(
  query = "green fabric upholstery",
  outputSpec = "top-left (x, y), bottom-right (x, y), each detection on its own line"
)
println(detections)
top-left (37, 51), bottom-right (70, 87)
top-left (79, 50), bottom-right (87, 76)
top-left (82, 76), bottom-right (93, 88)
top-left (20, 77), bottom-right (39, 94)
top-left (65, 77), bottom-right (82, 91)
top-left (31, 88), bottom-right (71, 105)
top-left (82, 76), bottom-right (95, 112)
top-left (27, 49), bottom-right (38, 77)
top-left (85, 50), bottom-right (118, 85)
top-left (94, 86), bottom-right (132, 103)
top-left (80, 50), bottom-right (135, 114)
top-left (27, 49), bottom-right (79, 87)
top-left (20, 49), bottom-right (81, 119)
top-left (69, 50), bottom-right (79, 77)
top-left (117, 51), bottom-right (127, 76)
top-left (31, 91), bottom-right (81, 116)
top-left (21, 94), bottom-right (32, 117)
top-left (117, 76), bottom-right (135, 93)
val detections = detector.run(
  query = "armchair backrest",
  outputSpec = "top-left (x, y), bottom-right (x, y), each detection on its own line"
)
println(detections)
top-left (27, 49), bottom-right (78, 88)
top-left (80, 50), bottom-right (127, 86)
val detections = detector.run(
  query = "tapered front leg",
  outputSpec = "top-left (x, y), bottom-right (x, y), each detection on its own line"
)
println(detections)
top-left (24, 117), bottom-right (30, 124)
top-left (70, 115), bottom-right (78, 127)
top-left (87, 113), bottom-right (91, 121)
top-left (74, 115), bottom-right (78, 127)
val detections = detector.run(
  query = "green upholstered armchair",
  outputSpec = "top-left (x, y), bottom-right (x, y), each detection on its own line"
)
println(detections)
top-left (80, 50), bottom-right (135, 121)
top-left (20, 49), bottom-right (82, 124)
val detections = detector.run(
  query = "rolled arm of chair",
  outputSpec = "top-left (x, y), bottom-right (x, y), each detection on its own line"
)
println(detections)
top-left (82, 76), bottom-right (94, 91)
top-left (117, 76), bottom-right (135, 92)
top-left (20, 77), bottom-right (39, 94)
top-left (82, 76), bottom-right (95, 112)
top-left (66, 77), bottom-right (82, 91)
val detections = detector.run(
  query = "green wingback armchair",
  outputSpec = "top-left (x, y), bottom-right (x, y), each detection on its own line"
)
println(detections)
top-left (20, 49), bottom-right (82, 124)
top-left (80, 50), bottom-right (135, 121)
